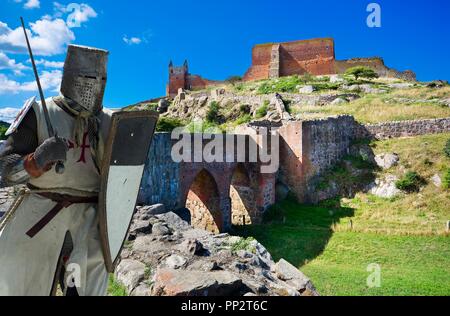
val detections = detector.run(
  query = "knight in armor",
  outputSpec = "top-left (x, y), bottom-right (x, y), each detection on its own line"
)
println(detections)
top-left (0, 45), bottom-right (112, 296)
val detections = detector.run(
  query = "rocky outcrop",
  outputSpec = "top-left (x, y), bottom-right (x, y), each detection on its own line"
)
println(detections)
top-left (375, 153), bottom-right (399, 170)
top-left (116, 205), bottom-right (318, 296)
top-left (369, 175), bottom-right (401, 198)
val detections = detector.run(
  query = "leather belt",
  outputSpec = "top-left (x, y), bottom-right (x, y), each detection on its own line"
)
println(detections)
top-left (26, 191), bottom-right (98, 238)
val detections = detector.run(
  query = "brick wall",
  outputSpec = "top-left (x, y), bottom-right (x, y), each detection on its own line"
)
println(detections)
top-left (167, 66), bottom-right (187, 97)
top-left (280, 38), bottom-right (335, 77)
top-left (244, 38), bottom-right (336, 81)
top-left (187, 75), bottom-right (222, 91)
top-left (243, 43), bottom-right (272, 81)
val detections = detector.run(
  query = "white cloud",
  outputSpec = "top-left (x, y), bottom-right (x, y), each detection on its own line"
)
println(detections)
top-left (0, 107), bottom-right (21, 123)
top-left (53, 2), bottom-right (97, 28)
top-left (0, 74), bottom-right (21, 94)
top-left (0, 52), bottom-right (29, 75)
top-left (34, 59), bottom-right (64, 68)
top-left (123, 30), bottom-right (152, 46)
top-left (123, 36), bottom-right (142, 45)
top-left (0, 70), bottom-right (62, 95)
top-left (24, 0), bottom-right (40, 9)
top-left (0, 17), bottom-right (75, 56)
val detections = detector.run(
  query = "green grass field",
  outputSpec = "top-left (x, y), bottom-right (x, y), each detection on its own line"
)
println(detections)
top-left (235, 199), bottom-right (450, 296)
top-left (235, 133), bottom-right (450, 296)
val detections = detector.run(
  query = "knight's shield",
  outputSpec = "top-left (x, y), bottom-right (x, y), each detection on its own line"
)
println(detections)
top-left (99, 110), bottom-right (158, 272)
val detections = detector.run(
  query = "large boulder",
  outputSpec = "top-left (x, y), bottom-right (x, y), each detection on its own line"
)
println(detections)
top-left (115, 259), bottom-right (146, 293)
top-left (138, 204), bottom-right (167, 216)
top-left (375, 153), bottom-right (399, 170)
top-left (330, 97), bottom-right (348, 105)
top-left (369, 175), bottom-right (401, 198)
top-left (274, 259), bottom-right (318, 295)
top-left (329, 75), bottom-right (344, 83)
top-left (151, 268), bottom-right (246, 296)
top-left (298, 85), bottom-right (315, 94)
top-left (115, 208), bottom-right (318, 297)
top-left (431, 174), bottom-right (442, 188)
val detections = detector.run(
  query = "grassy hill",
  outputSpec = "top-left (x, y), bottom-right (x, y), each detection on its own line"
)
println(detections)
top-left (235, 133), bottom-right (450, 296)
top-left (145, 74), bottom-right (449, 133)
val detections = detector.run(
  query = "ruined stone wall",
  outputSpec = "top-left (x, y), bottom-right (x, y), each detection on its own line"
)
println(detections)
top-left (278, 116), bottom-right (356, 203)
top-left (355, 117), bottom-right (450, 140)
top-left (279, 38), bottom-right (335, 77)
top-left (303, 116), bottom-right (356, 176)
top-left (187, 75), bottom-right (222, 91)
top-left (335, 57), bottom-right (416, 81)
top-left (243, 38), bottom-right (335, 81)
top-left (302, 116), bottom-right (356, 203)
top-left (140, 133), bottom-right (181, 209)
top-left (243, 43), bottom-right (272, 81)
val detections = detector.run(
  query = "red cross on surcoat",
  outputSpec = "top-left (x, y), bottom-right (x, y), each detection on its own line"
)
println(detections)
top-left (67, 132), bottom-right (90, 164)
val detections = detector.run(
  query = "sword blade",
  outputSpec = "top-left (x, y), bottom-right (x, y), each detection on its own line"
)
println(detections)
top-left (20, 17), bottom-right (55, 138)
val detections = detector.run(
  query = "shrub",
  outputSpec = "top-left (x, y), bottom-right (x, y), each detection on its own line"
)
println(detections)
top-left (226, 75), bottom-right (242, 84)
top-left (255, 102), bottom-right (269, 119)
top-left (345, 66), bottom-right (379, 80)
top-left (235, 114), bottom-right (252, 125)
top-left (108, 274), bottom-right (127, 296)
top-left (156, 117), bottom-right (185, 132)
top-left (257, 75), bottom-right (304, 94)
top-left (312, 82), bottom-right (340, 91)
top-left (239, 104), bottom-right (251, 114)
top-left (395, 171), bottom-right (426, 193)
top-left (443, 168), bottom-right (450, 189)
top-left (234, 83), bottom-right (244, 91)
top-left (301, 73), bottom-right (313, 83)
top-left (444, 139), bottom-right (450, 158)
top-left (145, 103), bottom-right (158, 111)
top-left (206, 101), bottom-right (220, 123)
top-left (185, 120), bottom-right (222, 133)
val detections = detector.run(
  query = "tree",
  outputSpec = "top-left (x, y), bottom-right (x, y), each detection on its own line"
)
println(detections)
top-left (345, 66), bottom-right (379, 80)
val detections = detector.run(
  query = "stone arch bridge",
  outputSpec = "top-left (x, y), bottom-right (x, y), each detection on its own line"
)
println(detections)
top-left (139, 116), bottom-right (364, 233)
top-left (139, 133), bottom-right (277, 233)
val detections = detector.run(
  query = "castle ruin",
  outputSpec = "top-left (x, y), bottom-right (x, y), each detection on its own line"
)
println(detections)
top-left (166, 38), bottom-right (416, 97)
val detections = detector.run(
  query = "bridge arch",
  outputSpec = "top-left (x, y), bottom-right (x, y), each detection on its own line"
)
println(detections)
top-left (230, 163), bottom-right (258, 225)
top-left (184, 168), bottom-right (223, 233)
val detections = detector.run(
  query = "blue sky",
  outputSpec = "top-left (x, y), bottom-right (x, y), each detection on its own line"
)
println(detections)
top-left (0, 0), bottom-right (449, 122)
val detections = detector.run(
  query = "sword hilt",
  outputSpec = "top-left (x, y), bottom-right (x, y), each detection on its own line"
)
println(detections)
top-left (55, 161), bottom-right (65, 174)
top-left (54, 133), bottom-right (65, 175)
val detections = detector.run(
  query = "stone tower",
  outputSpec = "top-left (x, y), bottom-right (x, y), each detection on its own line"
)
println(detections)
top-left (166, 60), bottom-right (189, 97)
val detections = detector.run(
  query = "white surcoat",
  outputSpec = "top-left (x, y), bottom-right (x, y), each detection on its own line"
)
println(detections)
top-left (0, 97), bottom-right (112, 296)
